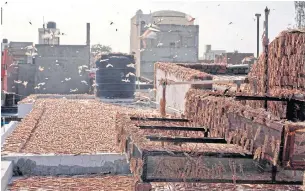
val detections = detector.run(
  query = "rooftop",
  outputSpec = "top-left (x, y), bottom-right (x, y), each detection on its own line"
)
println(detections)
top-left (3, 98), bottom-right (159, 154)
top-left (8, 175), bottom-right (303, 191)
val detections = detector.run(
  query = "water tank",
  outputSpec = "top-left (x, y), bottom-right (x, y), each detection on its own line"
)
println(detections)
top-left (95, 54), bottom-right (136, 99)
top-left (204, 45), bottom-right (212, 53)
top-left (47, 21), bottom-right (56, 29)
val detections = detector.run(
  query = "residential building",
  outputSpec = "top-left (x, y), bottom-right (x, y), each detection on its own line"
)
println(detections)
top-left (38, 21), bottom-right (60, 45)
top-left (6, 41), bottom-right (33, 93)
top-left (203, 44), bottom-right (226, 61)
top-left (5, 22), bottom-right (90, 97)
top-left (130, 10), bottom-right (199, 79)
top-left (215, 51), bottom-right (254, 65)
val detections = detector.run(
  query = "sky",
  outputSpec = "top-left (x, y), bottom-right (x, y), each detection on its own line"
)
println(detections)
top-left (0, 0), bottom-right (296, 57)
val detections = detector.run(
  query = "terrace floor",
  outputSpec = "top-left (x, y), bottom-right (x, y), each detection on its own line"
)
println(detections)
top-left (3, 98), bottom-right (158, 154)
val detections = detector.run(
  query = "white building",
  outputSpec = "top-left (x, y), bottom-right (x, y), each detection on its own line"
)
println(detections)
top-left (38, 21), bottom-right (60, 45)
top-left (130, 10), bottom-right (199, 79)
top-left (202, 44), bottom-right (226, 61)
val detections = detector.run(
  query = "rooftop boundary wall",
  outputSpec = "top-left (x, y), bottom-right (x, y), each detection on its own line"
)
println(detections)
top-left (154, 62), bottom-right (212, 113)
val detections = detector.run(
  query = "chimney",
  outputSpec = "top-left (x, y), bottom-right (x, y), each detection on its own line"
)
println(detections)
top-left (86, 23), bottom-right (90, 46)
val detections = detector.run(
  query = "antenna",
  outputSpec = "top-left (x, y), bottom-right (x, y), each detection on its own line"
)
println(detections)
top-left (43, 16), bottom-right (47, 44)
top-left (1, 7), bottom-right (3, 25)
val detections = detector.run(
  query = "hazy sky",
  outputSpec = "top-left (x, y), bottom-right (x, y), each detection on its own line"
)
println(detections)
top-left (1, 0), bottom-right (295, 56)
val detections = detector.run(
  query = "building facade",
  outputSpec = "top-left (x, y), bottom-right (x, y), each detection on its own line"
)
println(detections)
top-left (5, 41), bottom-right (34, 94)
top-left (38, 21), bottom-right (60, 45)
top-left (4, 21), bottom-right (90, 96)
top-left (1, 39), bottom-right (9, 92)
top-left (130, 10), bottom-right (199, 79)
top-left (215, 51), bottom-right (254, 65)
top-left (202, 45), bottom-right (226, 61)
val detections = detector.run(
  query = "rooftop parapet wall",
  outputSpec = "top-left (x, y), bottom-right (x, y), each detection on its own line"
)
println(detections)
top-left (242, 29), bottom-right (305, 119)
top-left (245, 30), bottom-right (305, 94)
top-left (154, 62), bottom-right (212, 113)
top-left (18, 94), bottom-right (94, 104)
top-left (177, 63), bottom-right (249, 75)
top-left (184, 88), bottom-right (305, 170)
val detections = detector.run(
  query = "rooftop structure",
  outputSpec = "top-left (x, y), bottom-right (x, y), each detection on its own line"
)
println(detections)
top-left (38, 21), bottom-right (60, 45)
top-left (130, 10), bottom-right (199, 79)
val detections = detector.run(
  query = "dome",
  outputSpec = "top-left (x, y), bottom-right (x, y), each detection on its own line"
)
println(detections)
top-left (152, 10), bottom-right (186, 17)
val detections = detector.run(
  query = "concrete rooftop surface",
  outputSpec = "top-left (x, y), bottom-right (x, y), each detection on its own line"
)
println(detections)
top-left (7, 175), bottom-right (303, 191)
top-left (3, 98), bottom-right (158, 154)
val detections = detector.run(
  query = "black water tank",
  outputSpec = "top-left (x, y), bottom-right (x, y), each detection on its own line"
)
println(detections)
top-left (95, 54), bottom-right (136, 99)
top-left (47, 21), bottom-right (56, 29)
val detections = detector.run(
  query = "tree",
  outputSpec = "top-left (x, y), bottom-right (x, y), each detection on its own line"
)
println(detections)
top-left (91, 44), bottom-right (112, 57)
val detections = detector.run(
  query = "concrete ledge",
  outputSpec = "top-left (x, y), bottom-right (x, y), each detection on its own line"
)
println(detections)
top-left (98, 98), bottom-right (135, 103)
top-left (1, 121), bottom-right (18, 147)
top-left (18, 103), bottom-right (33, 118)
top-left (1, 161), bottom-right (13, 191)
top-left (226, 64), bottom-right (249, 69)
top-left (2, 153), bottom-right (130, 176)
top-left (36, 95), bottom-right (95, 99)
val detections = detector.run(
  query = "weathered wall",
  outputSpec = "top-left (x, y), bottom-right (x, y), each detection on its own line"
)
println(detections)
top-left (17, 64), bottom-right (36, 97)
top-left (8, 44), bottom-right (90, 96)
top-left (155, 63), bottom-right (212, 113)
top-left (155, 69), bottom-right (191, 112)
top-left (1, 161), bottom-right (13, 191)
top-left (34, 45), bottom-right (90, 94)
top-left (18, 103), bottom-right (33, 118)
top-left (1, 121), bottom-right (18, 147)
top-left (178, 63), bottom-right (249, 75)
top-left (2, 154), bottom-right (130, 176)
top-left (140, 24), bottom-right (199, 80)
top-left (7, 41), bottom-right (33, 93)
top-left (6, 64), bottom-right (18, 93)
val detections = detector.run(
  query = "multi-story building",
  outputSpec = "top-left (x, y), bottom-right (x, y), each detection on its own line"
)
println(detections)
top-left (38, 21), bottom-right (60, 45)
top-left (202, 45), bottom-right (226, 61)
top-left (215, 51), bottom-right (254, 65)
top-left (130, 10), bottom-right (199, 79)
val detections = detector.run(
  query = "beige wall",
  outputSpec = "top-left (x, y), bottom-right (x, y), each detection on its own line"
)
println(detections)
top-left (152, 16), bottom-right (194, 25)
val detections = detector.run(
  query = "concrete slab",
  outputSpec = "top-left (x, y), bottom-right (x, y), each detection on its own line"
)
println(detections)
top-left (1, 153), bottom-right (130, 176)
top-left (227, 64), bottom-right (249, 69)
top-left (1, 161), bottom-right (13, 191)
top-left (98, 98), bottom-right (135, 103)
top-left (1, 121), bottom-right (18, 147)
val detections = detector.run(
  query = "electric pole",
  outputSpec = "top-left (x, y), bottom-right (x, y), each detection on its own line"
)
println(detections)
top-left (263, 7), bottom-right (270, 111)
top-left (255, 13), bottom-right (261, 58)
